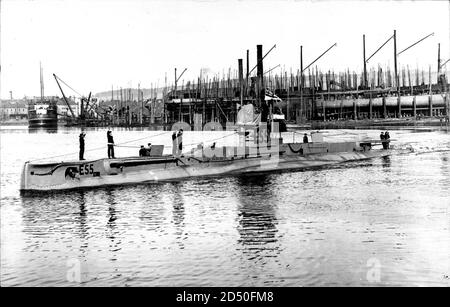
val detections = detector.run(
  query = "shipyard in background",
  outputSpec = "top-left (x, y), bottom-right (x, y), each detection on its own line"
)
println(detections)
top-left (1, 32), bottom-right (449, 130)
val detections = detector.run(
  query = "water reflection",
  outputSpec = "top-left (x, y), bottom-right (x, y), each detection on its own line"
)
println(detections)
top-left (382, 156), bottom-right (391, 169)
top-left (169, 183), bottom-right (186, 248)
top-left (28, 127), bottom-right (58, 134)
top-left (440, 152), bottom-right (450, 191)
top-left (104, 189), bottom-right (121, 261)
top-left (235, 174), bottom-right (279, 262)
top-left (76, 191), bottom-right (89, 255)
top-left (138, 184), bottom-right (168, 232)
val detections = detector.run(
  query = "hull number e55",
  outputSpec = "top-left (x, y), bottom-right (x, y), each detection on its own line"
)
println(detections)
top-left (79, 164), bottom-right (94, 175)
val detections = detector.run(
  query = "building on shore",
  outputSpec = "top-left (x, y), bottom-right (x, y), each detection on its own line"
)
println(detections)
top-left (0, 100), bottom-right (28, 120)
top-left (0, 97), bottom-right (79, 122)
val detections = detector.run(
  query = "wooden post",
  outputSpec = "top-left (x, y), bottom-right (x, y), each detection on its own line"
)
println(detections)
top-left (163, 72), bottom-right (167, 125)
top-left (246, 49), bottom-right (249, 96)
top-left (429, 65), bottom-right (433, 116)
top-left (128, 88), bottom-right (132, 125)
top-left (322, 92), bottom-right (326, 122)
top-left (138, 83), bottom-right (142, 125)
top-left (394, 30), bottom-right (401, 118)
top-left (413, 96), bottom-right (417, 118)
top-left (407, 65), bottom-right (412, 95)
top-left (257, 45), bottom-right (264, 109)
top-left (189, 82), bottom-right (192, 126)
top-left (416, 66), bottom-right (419, 86)
top-left (238, 59), bottom-right (244, 108)
top-left (326, 71), bottom-right (332, 119)
top-left (437, 43), bottom-right (441, 75)
top-left (202, 78), bottom-right (207, 125)
top-left (181, 80), bottom-right (185, 122)
top-left (120, 87), bottom-right (123, 124)
top-left (299, 45), bottom-right (303, 122)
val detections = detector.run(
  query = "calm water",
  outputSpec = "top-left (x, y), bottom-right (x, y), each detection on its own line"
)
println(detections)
top-left (1, 126), bottom-right (449, 286)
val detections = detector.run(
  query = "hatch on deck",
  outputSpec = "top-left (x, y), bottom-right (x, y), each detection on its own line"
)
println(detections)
top-left (311, 131), bottom-right (324, 143)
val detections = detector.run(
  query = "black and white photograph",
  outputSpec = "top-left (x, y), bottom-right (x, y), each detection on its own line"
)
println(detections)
top-left (1, 0), bottom-right (449, 291)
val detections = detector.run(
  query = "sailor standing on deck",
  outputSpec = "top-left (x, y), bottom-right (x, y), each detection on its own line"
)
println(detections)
top-left (177, 129), bottom-right (184, 155)
top-left (384, 131), bottom-right (391, 149)
top-left (107, 130), bottom-right (116, 159)
top-left (139, 145), bottom-right (147, 157)
top-left (146, 143), bottom-right (152, 156)
top-left (303, 133), bottom-right (309, 143)
top-left (172, 131), bottom-right (178, 156)
top-left (79, 132), bottom-right (86, 160)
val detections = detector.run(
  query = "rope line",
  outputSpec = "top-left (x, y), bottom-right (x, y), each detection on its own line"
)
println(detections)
top-left (114, 131), bottom-right (171, 146)
top-left (29, 145), bottom-right (105, 162)
top-left (29, 131), bottom-right (172, 162)
top-left (28, 131), bottom-right (234, 162)
top-left (182, 132), bottom-right (238, 149)
top-left (55, 76), bottom-right (84, 98)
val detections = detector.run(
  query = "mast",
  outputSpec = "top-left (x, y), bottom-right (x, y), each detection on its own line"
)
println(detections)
top-left (238, 59), bottom-right (244, 107)
top-left (256, 44), bottom-right (264, 109)
top-left (363, 35), bottom-right (367, 88)
top-left (437, 43), bottom-right (441, 75)
top-left (300, 45), bottom-right (303, 121)
top-left (40, 62), bottom-right (44, 102)
top-left (246, 49), bottom-right (249, 96)
top-left (394, 30), bottom-right (400, 117)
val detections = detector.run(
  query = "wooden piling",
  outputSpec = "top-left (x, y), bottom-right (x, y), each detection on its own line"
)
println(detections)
top-left (394, 30), bottom-right (401, 117)
top-left (407, 65), bottom-right (412, 95)
top-left (437, 43), bottom-right (441, 75)
top-left (363, 34), bottom-right (367, 88)
top-left (300, 45), bottom-right (303, 122)
top-left (257, 45), bottom-right (264, 109)
top-left (238, 58), bottom-right (244, 109)
top-left (246, 49), bottom-right (249, 96)
top-left (429, 65), bottom-right (433, 116)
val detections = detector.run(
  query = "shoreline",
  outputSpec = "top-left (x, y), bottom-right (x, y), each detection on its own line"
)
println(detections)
top-left (2, 117), bottom-right (449, 131)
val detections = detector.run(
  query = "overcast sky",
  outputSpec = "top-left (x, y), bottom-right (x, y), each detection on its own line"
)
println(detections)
top-left (1, 0), bottom-right (449, 99)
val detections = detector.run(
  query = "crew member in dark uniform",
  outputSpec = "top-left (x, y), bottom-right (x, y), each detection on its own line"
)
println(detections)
top-left (79, 132), bottom-right (86, 160)
top-left (383, 131), bottom-right (390, 149)
top-left (303, 133), bottom-right (309, 143)
top-left (177, 129), bottom-right (184, 155)
top-left (172, 132), bottom-right (178, 156)
top-left (107, 130), bottom-right (115, 159)
top-left (139, 145), bottom-right (147, 157)
top-left (146, 143), bottom-right (152, 156)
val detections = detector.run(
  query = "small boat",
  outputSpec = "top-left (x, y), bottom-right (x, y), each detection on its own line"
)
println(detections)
top-left (20, 133), bottom-right (412, 192)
